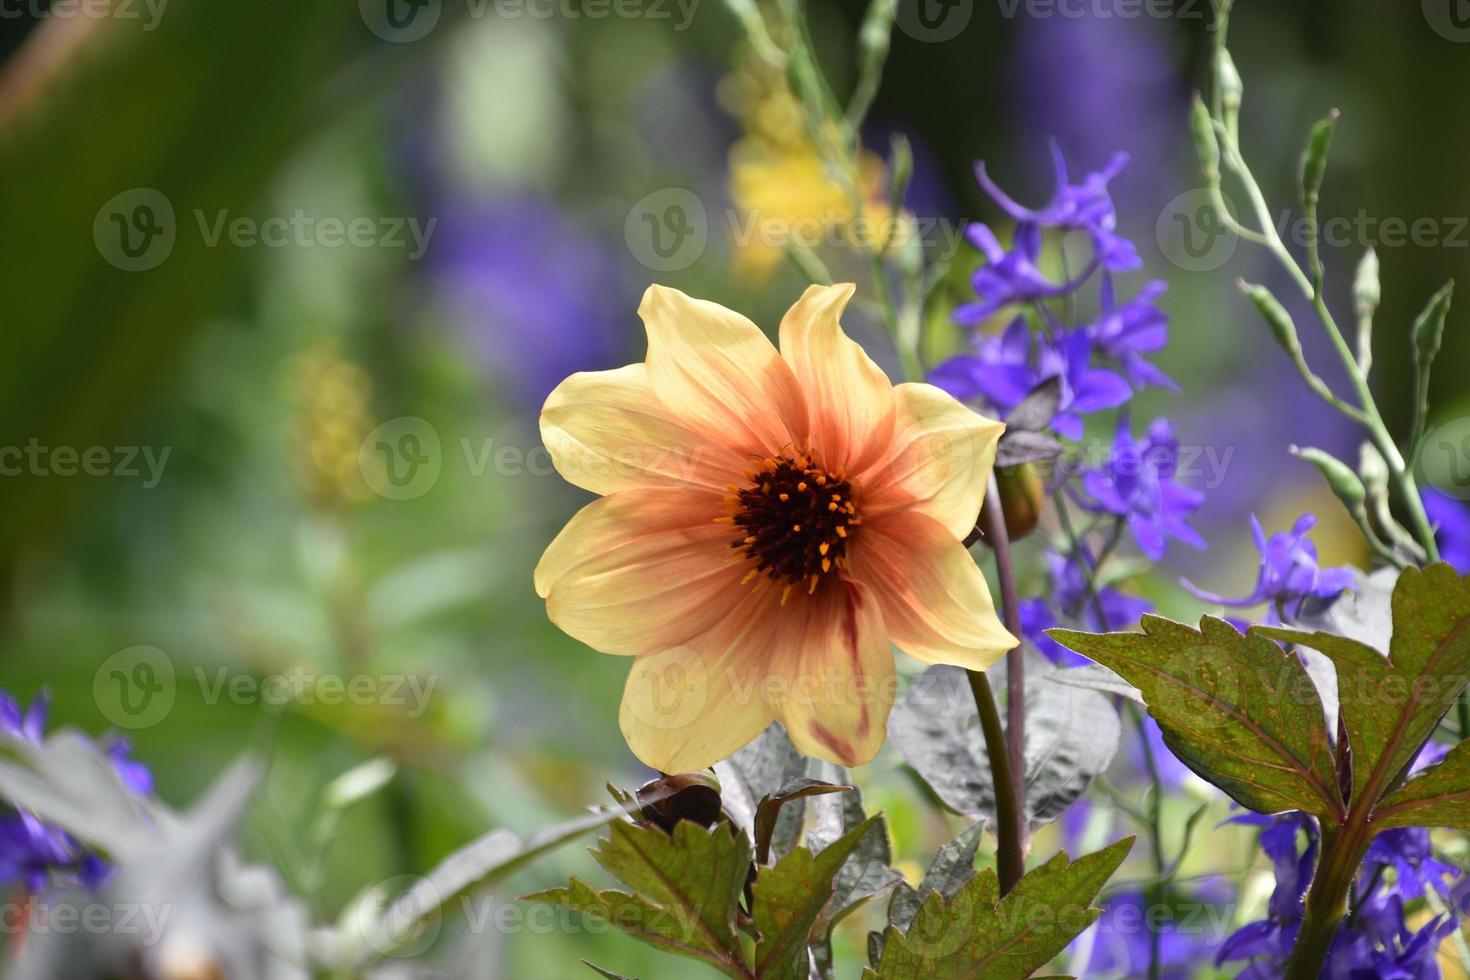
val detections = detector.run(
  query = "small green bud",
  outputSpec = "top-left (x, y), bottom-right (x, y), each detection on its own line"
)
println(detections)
top-left (1217, 49), bottom-right (1243, 114)
top-left (1239, 279), bottom-right (1299, 354)
top-left (1354, 248), bottom-right (1380, 317)
top-left (1411, 281), bottom-right (1454, 373)
top-left (887, 132), bottom-right (913, 220)
top-left (1293, 445), bottom-right (1366, 511)
top-left (1359, 441), bottom-right (1389, 494)
top-left (1299, 110), bottom-right (1338, 207)
top-left (1191, 93), bottom-right (1220, 183)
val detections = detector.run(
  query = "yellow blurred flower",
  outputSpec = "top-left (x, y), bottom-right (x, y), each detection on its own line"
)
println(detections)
top-left (535, 284), bottom-right (1013, 772)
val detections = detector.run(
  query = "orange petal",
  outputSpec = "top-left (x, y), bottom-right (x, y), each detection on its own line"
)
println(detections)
top-left (859, 382), bottom-right (1005, 540)
top-left (639, 285), bottom-right (807, 457)
top-left (541, 363), bottom-right (747, 494)
top-left (777, 283), bottom-right (896, 473)
top-left (768, 578), bottom-right (895, 766)
top-left (618, 588), bottom-right (782, 772)
top-left (846, 510), bottom-right (1016, 672)
top-left (535, 488), bottom-right (745, 655)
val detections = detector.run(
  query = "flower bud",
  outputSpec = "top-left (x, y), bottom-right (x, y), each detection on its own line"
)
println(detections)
top-left (1411, 281), bottom-right (1454, 375)
top-left (1359, 441), bottom-right (1389, 495)
top-left (980, 463), bottom-right (1045, 542)
top-left (635, 772), bottom-right (723, 831)
top-left (1292, 445), bottom-right (1366, 512)
top-left (1239, 280), bottom-right (1300, 355)
top-left (1191, 93), bottom-right (1220, 184)
top-left (1299, 110), bottom-right (1338, 208)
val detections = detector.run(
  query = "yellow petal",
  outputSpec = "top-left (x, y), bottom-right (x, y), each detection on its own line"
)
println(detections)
top-left (618, 589), bottom-right (782, 772)
top-left (860, 382), bottom-right (1005, 540)
top-left (777, 283), bottom-right (896, 474)
top-left (535, 489), bottom-right (745, 655)
top-left (768, 579), bottom-right (895, 766)
top-left (639, 285), bottom-right (807, 457)
top-left (846, 510), bottom-right (1016, 671)
top-left (541, 363), bottom-right (746, 495)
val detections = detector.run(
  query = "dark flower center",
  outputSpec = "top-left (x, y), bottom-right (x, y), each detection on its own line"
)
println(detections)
top-left (727, 453), bottom-right (859, 599)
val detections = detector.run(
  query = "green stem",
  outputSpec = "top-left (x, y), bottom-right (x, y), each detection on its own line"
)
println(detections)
top-left (968, 668), bottom-right (1024, 896)
top-left (1285, 822), bottom-right (1370, 980)
top-left (1131, 704), bottom-right (1167, 980)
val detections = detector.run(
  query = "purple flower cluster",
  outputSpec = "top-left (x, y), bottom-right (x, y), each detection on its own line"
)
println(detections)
top-left (1022, 551), bottom-right (1152, 666)
top-left (1220, 744), bottom-right (1464, 978)
top-left (0, 691), bottom-right (152, 893)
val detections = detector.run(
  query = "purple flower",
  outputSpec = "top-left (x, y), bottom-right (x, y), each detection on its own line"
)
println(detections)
top-left (974, 142), bottom-right (1141, 274)
top-left (1088, 276), bottom-right (1177, 393)
top-left (930, 319), bottom-right (1131, 439)
top-left (1426, 490), bottom-right (1470, 574)
top-left (1083, 883), bottom-right (1230, 980)
top-left (1080, 418), bottom-right (1206, 561)
top-left (1022, 551), bottom-right (1153, 667)
top-left (952, 224), bottom-right (1087, 324)
top-left (1183, 514), bottom-right (1355, 624)
top-left (0, 690), bottom-right (152, 893)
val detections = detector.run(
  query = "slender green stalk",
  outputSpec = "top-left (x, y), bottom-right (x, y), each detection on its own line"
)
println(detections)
top-left (1285, 822), bottom-right (1371, 980)
top-left (1131, 703), bottom-right (1167, 980)
top-left (967, 669), bottom-right (1025, 896)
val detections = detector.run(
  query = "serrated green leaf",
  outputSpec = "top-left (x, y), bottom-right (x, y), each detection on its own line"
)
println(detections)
top-left (805, 781), bottom-right (903, 965)
top-left (1374, 738), bottom-right (1470, 830)
top-left (864, 837), bottom-right (1134, 980)
top-left (752, 815), bottom-right (879, 980)
top-left (529, 821), bottom-right (752, 977)
top-left (1051, 616), bottom-right (1344, 821)
top-left (872, 822), bottom-right (985, 966)
top-left (1259, 563), bottom-right (1470, 819)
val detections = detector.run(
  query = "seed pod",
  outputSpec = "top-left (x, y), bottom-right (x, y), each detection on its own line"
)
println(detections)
top-left (1191, 93), bottom-right (1220, 184)
top-left (1299, 110), bottom-right (1338, 208)
top-left (1239, 280), bottom-right (1300, 355)
top-left (1293, 446), bottom-right (1366, 512)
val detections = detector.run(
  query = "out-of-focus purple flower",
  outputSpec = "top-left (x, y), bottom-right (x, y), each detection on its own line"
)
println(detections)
top-left (1130, 716), bottom-right (1191, 790)
top-left (1217, 812), bottom-right (1316, 970)
top-left (1084, 883), bottom-right (1231, 980)
top-left (1089, 276), bottom-right (1177, 393)
top-left (1183, 514), bottom-right (1355, 624)
top-left (1022, 551), bottom-right (1153, 667)
top-left (0, 690), bottom-right (152, 893)
top-left (974, 142), bottom-right (1141, 274)
top-left (930, 319), bottom-right (1131, 439)
top-left (1426, 490), bottom-right (1470, 574)
top-left (429, 196), bottom-right (626, 412)
top-left (1080, 418), bottom-right (1206, 561)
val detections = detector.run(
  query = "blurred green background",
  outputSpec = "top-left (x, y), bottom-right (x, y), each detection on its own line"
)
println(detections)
top-left (1, 0), bottom-right (1467, 975)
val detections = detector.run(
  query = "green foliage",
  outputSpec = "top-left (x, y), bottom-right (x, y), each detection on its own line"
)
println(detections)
top-left (863, 837), bottom-right (1134, 980)
top-left (1374, 739), bottom-right (1470, 830)
top-left (1050, 617), bottom-right (1344, 821)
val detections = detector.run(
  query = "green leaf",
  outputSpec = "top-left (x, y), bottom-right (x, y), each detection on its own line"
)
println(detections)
top-left (1259, 563), bottom-right (1470, 819)
top-left (752, 815), bottom-right (879, 980)
top-left (864, 838), bottom-right (1134, 980)
top-left (753, 777), bottom-right (852, 865)
top-left (1375, 739), bottom-right (1470, 830)
top-left (804, 780), bottom-right (904, 962)
top-left (527, 821), bottom-right (752, 978)
top-left (889, 657), bottom-right (1121, 828)
top-left (1050, 616), bottom-right (1345, 822)
top-left (871, 823), bottom-right (985, 966)
top-left (583, 962), bottom-right (636, 980)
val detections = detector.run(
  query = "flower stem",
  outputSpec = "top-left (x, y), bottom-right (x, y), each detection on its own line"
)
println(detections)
top-left (1285, 822), bottom-right (1369, 980)
top-left (971, 478), bottom-right (1028, 895)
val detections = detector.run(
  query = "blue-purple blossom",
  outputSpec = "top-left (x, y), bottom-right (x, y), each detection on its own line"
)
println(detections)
top-left (1089, 275), bottom-right (1177, 393)
top-left (1079, 418), bottom-right (1206, 561)
top-left (974, 142), bottom-right (1141, 273)
top-left (1425, 490), bottom-right (1470, 574)
top-left (952, 225), bottom-right (1088, 324)
top-left (1083, 883), bottom-right (1231, 979)
top-left (0, 690), bottom-right (152, 892)
top-left (930, 318), bottom-right (1131, 439)
top-left (1183, 514), bottom-right (1355, 624)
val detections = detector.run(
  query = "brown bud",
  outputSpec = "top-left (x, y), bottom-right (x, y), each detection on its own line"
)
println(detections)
top-left (635, 771), bottom-right (722, 831)
top-left (979, 464), bottom-right (1046, 542)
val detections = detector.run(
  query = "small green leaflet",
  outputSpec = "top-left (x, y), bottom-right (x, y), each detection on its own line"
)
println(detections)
top-left (526, 821), bottom-right (752, 978)
top-left (1375, 739), bottom-right (1470, 830)
top-left (864, 837), bottom-right (1134, 980)
top-left (1051, 615), bottom-right (1345, 822)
